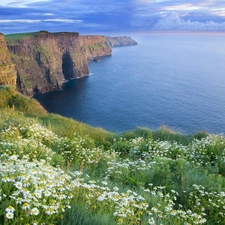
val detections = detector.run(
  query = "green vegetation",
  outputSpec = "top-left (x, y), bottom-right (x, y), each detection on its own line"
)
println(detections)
top-left (1, 85), bottom-right (225, 225)
top-left (18, 74), bottom-right (34, 88)
top-left (5, 32), bottom-right (38, 40)
top-left (0, 86), bottom-right (46, 116)
top-left (119, 125), bottom-right (208, 146)
top-left (0, 85), bottom-right (112, 140)
top-left (5, 32), bottom-right (38, 47)
top-left (91, 43), bottom-right (109, 50)
top-left (36, 45), bottom-right (53, 58)
top-left (80, 42), bottom-right (109, 54)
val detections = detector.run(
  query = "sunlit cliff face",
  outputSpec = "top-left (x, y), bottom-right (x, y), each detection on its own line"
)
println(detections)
top-left (5, 31), bottom-right (111, 96)
top-left (0, 33), bottom-right (17, 86)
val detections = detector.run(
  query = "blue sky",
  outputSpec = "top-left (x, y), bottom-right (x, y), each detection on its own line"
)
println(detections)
top-left (1, 0), bottom-right (225, 34)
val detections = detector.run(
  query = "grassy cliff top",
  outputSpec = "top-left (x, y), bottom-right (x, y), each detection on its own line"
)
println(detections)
top-left (5, 31), bottom-right (80, 40)
top-left (5, 32), bottom-right (38, 40)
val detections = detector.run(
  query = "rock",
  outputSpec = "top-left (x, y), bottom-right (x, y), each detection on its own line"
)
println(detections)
top-left (1, 31), bottom-right (138, 96)
top-left (106, 36), bottom-right (138, 47)
top-left (0, 33), bottom-right (17, 86)
top-left (6, 31), bottom-right (112, 96)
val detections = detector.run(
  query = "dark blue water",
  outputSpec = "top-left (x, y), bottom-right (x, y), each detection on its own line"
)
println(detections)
top-left (35, 33), bottom-right (225, 134)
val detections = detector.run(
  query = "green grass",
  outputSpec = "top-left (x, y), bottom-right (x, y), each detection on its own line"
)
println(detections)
top-left (0, 85), bottom-right (47, 116)
top-left (0, 85), bottom-right (113, 141)
top-left (119, 125), bottom-right (208, 145)
top-left (1, 85), bottom-right (224, 225)
top-left (152, 125), bottom-right (208, 145)
top-left (5, 32), bottom-right (38, 40)
top-left (36, 45), bottom-right (53, 57)
top-left (38, 113), bottom-right (113, 141)
top-left (62, 200), bottom-right (116, 225)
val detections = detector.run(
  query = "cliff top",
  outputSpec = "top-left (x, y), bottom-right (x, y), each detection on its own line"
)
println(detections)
top-left (5, 32), bottom-right (38, 40)
top-left (5, 30), bottom-right (80, 40)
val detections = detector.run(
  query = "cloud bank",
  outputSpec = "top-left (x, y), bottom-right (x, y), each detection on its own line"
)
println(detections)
top-left (154, 13), bottom-right (225, 30)
top-left (0, 0), bottom-right (225, 34)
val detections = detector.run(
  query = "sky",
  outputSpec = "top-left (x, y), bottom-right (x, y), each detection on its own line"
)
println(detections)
top-left (1, 0), bottom-right (225, 34)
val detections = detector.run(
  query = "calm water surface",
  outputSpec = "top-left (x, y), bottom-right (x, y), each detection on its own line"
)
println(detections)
top-left (35, 33), bottom-right (225, 134)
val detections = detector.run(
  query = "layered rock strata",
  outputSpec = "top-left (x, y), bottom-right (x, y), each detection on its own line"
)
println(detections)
top-left (1, 31), bottom-right (137, 96)
top-left (6, 31), bottom-right (112, 95)
top-left (0, 33), bottom-right (17, 86)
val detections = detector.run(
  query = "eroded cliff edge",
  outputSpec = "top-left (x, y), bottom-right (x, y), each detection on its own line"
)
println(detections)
top-left (0, 31), bottom-right (137, 96)
top-left (0, 33), bottom-right (17, 86)
top-left (5, 31), bottom-right (112, 96)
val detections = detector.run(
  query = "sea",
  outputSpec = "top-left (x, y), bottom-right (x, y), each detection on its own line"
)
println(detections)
top-left (35, 32), bottom-right (225, 134)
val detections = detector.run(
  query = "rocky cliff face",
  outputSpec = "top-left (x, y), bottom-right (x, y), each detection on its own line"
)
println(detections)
top-left (106, 36), bottom-right (137, 47)
top-left (79, 35), bottom-right (111, 60)
top-left (0, 33), bottom-right (17, 86)
top-left (6, 31), bottom-right (111, 96)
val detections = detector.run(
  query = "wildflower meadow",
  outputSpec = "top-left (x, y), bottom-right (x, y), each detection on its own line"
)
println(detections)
top-left (1, 120), bottom-right (225, 225)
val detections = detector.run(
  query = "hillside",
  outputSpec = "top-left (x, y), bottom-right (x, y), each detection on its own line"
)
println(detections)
top-left (1, 86), bottom-right (225, 225)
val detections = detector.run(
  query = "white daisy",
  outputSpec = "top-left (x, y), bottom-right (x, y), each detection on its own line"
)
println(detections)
top-left (6, 212), bottom-right (14, 219)
top-left (5, 206), bottom-right (15, 213)
top-left (31, 207), bottom-right (39, 216)
top-left (14, 182), bottom-right (23, 190)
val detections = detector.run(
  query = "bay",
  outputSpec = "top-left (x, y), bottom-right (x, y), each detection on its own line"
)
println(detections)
top-left (35, 32), bottom-right (225, 134)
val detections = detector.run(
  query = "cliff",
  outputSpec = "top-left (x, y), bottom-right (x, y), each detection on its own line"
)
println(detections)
top-left (0, 33), bottom-right (17, 86)
top-left (106, 36), bottom-right (137, 47)
top-left (5, 31), bottom-right (111, 96)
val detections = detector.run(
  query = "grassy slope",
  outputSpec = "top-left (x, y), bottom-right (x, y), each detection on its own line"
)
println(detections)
top-left (2, 86), bottom-right (225, 225)
top-left (0, 85), bottom-right (113, 141)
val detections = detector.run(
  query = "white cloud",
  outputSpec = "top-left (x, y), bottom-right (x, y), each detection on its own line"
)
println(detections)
top-left (0, 0), bottom-right (50, 8)
top-left (0, 19), bottom-right (41, 23)
top-left (163, 4), bottom-right (202, 11)
top-left (27, 12), bottom-right (54, 16)
top-left (44, 13), bottom-right (54, 16)
top-left (210, 7), bottom-right (225, 17)
top-left (44, 19), bottom-right (83, 23)
top-left (137, 0), bottom-right (168, 3)
top-left (0, 18), bottom-right (82, 24)
top-left (154, 12), bottom-right (225, 30)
